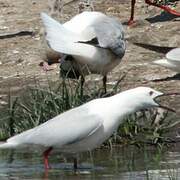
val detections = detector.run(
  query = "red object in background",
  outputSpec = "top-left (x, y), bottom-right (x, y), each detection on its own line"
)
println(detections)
top-left (128, 0), bottom-right (180, 25)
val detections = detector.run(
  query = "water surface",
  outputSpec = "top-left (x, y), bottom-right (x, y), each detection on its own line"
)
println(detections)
top-left (0, 145), bottom-right (180, 179)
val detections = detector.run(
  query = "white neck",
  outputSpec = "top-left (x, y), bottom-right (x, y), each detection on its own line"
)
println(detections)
top-left (106, 93), bottom-right (138, 119)
top-left (90, 92), bottom-right (142, 132)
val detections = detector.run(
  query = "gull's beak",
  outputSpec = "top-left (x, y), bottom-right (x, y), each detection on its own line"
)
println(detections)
top-left (154, 93), bottom-right (180, 113)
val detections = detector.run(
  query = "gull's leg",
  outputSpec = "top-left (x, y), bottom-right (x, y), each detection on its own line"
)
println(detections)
top-left (43, 147), bottom-right (53, 169)
top-left (103, 76), bottom-right (107, 94)
top-left (80, 76), bottom-right (85, 97)
top-left (145, 0), bottom-right (180, 16)
top-left (73, 158), bottom-right (78, 170)
top-left (128, 0), bottom-right (136, 25)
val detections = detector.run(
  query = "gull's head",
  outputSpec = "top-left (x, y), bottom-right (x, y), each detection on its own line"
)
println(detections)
top-left (125, 87), bottom-right (178, 112)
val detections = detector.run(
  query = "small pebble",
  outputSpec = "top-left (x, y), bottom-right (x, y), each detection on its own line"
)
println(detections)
top-left (0, 100), bottom-right (7, 105)
top-left (12, 50), bottom-right (19, 54)
top-left (0, 26), bottom-right (8, 30)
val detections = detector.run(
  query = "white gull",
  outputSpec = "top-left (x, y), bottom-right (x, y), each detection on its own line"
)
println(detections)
top-left (0, 87), bottom-right (176, 169)
top-left (153, 48), bottom-right (180, 73)
top-left (41, 11), bottom-right (126, 92)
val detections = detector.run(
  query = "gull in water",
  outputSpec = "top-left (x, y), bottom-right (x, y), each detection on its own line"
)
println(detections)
top-left (0, 87), bottom-right (177, 170)
top-left (41, 11), bottom-right (126, 93)
top-left (153, 48), bottom-right (180, 73)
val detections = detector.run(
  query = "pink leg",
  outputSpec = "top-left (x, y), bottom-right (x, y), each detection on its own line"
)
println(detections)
top-left (145, 0), bottom-right (180, 16)
top-left (128, 0), bottom-right (136, 25)
top-left (39, 61), bottom-right (58, 71)
top-left (43, 147), bottom-right (53, 169)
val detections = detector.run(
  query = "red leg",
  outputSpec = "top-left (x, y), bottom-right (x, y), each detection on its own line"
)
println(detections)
top-left (128, 0), bottom-right (136, 25)
top-left (43, 147), bottom-right (53, 169)
top-left (145, 0), bottom-right (180, 16)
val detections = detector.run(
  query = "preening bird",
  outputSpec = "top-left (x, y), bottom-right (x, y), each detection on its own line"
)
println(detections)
top-left (41, 11), bottom-right (126, 93)
top-left (0, 87), bottom-right (177, 170)
top-left (153, 48), bottom-right (180, 73)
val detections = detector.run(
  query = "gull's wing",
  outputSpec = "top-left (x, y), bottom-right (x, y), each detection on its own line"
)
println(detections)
top-left (5, 106), bottom-right (103, 148)
top-left (41, 13), bottom-right (86, 43)
top-left (79, 16), bottom-right (126, 58)
top-left (41, 12), bottom-right (125, 58)
top-left (41, 12), bottom-right (96, 57)
top-left (166, 48), bottom-right (180, 62)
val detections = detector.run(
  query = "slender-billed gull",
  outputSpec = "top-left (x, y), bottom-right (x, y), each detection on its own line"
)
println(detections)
top-left (41, 11), bottom-right (126, 92)
top-left (0, 87), bottom-right (178, 169)
top-left (153, 48), bottom-right (180, 73)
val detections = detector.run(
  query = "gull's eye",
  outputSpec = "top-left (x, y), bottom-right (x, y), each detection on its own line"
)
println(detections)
top-left (149, 91), bottom-right (154, 96)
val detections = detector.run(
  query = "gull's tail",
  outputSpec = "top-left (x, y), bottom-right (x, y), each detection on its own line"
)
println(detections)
top-left (153, 59), bottom-right (168, 66)
top-left (41, 12), bottom-right (95, 57)
top-left (0, 142), bottom-right (17, 149)
top-left (153, 59), bottom-right (177, 70)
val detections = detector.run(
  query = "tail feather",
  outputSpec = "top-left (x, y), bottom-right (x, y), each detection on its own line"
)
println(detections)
top-left (41, 12), bottom-right (94, 57)
top-left (0, 142), bottom-right (17, 149)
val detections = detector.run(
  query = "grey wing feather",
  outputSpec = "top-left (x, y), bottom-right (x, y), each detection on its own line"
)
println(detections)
top-left (82, 16), bottom-right (126, 58)
top-left (94, 17), bottom-right (126, 58)
top-left (7, 106), bottom-right (103, 147)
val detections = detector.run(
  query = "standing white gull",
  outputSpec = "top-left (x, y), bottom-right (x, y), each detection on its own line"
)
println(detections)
top-left (41, 11), bottom-right (126, 93)
top-left (153, 48), bottom-right (180, 73)
top-left (0, 87), bottom-right (177, 169)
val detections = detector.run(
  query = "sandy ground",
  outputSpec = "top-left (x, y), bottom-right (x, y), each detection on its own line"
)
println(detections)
top-left (0, 0), bottom-right (180, 115)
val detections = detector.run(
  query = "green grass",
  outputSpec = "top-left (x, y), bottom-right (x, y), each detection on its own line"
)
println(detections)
top-left (113, 110), bottom-right (180, 146)
top-left (0, 76), bottom-right (123, 140)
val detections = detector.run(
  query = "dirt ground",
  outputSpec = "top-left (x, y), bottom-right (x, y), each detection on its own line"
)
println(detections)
top-left (0, 0), bottom-right (180, 115)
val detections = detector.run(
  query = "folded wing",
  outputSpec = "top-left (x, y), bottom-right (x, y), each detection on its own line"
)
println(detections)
top-left (1, 106), bottom-right (103, 148)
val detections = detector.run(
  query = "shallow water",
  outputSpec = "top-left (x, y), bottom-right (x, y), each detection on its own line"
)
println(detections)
top-left (0, 145), bottom-right (180, 180)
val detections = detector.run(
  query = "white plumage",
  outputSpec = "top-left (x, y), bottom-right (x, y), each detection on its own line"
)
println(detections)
top-left (0, 87), bottom-right (172, 169)
top-left (153, 48), bottom-right (180, 73)
top-left (41, 11), bottom-right (126, 77)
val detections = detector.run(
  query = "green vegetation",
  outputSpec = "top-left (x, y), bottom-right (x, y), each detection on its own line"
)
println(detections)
top-left (109, 110), bottom-right (180, 147)
top-left (0, 77), bottom-right (122, 140)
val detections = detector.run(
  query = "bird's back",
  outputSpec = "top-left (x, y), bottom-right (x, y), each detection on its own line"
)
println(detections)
top-left (63, 11), bottom-right (106, 34)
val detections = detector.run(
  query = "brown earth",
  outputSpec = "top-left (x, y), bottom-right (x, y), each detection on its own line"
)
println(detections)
top-left (0, 0), bottom-right (180, 115)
